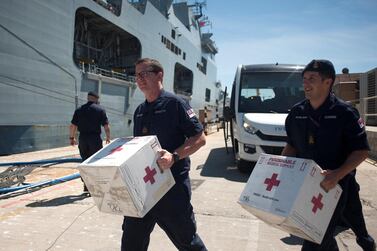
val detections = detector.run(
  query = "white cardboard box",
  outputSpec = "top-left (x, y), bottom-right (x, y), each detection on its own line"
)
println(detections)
top-left (238, 154), bottom-right (342, 244)
top-left (78, 136), bottom-right (175, 217)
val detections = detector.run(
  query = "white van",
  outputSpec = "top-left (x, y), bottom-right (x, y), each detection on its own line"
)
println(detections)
top-left (223, 64), bottom-right (305, 172)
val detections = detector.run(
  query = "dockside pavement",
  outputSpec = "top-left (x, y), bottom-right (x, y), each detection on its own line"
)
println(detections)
top-left (0, 131), bottom-right (376, 251)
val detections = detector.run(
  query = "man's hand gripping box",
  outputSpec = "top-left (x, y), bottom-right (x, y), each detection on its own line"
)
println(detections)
top-left (78, 136), bottom-right (175, 217)
top-left (238, 154), bottom-right (342, 244)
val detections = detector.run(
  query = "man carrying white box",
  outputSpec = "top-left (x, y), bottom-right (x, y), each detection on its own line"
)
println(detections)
top-left (282, 59), bottom-right (374, 250)
top-left (239, 154), bottom-right (343, 244)
top-left (79, 135), bottom-right (176, 217)
top-left (120, 58), bottom-right (207, 251)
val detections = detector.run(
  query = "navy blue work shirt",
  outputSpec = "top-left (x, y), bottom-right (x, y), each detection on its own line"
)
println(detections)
top-left (133, 90), bottom-right (203, 179)
top-left (71, 101), bottom-right (109, 135)
top-left (285, 93), bottom-right (369, 170)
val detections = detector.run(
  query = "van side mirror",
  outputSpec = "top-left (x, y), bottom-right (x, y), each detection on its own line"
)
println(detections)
top-left (223, 106), bottom-right (233, 122)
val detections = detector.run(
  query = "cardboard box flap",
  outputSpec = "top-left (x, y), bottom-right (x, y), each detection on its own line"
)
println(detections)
top-left (82, 137), bottom-right (141, 166)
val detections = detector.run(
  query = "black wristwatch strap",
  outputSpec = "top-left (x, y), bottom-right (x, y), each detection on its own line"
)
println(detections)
top-left (172, 152), bottom-right (180, 163)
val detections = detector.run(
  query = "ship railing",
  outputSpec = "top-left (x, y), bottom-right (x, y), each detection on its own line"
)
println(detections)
top-left (92, 0), bottom-right (121, 16)
top-left (175, 89), bottom-right (193, 97)
top-left (346, 95), bottom-right (377, 126)
top-left (81, 62), bottom-right (136, 83)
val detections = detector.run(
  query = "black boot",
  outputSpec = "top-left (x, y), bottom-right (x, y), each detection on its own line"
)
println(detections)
top-left (83, 184), bottom-right (91, 196)
top-left (356, 235), bottom-right (376, 251)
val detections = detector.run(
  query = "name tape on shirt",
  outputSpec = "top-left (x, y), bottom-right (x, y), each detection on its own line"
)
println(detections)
top-left (186, 108), bottom-right (196, 118)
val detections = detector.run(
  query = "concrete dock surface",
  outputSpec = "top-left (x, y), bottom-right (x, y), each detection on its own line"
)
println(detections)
top-left (0, 131), bottom-right (376, 251)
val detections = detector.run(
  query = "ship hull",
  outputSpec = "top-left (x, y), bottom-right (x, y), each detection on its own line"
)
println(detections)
top-left (0, 0), bottom-right (219, 155)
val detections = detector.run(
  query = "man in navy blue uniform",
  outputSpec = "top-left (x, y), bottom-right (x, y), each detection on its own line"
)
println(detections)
top-left (121, 58), bottom-right (207, 251)
top-left (282, 59), bottom-right (375, 250)
top-left (70, 91), bottom-right (111, 192)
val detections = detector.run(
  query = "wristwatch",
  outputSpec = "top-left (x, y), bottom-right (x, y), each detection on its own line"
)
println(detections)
top-left (172, 152), bottom-right (180, 163)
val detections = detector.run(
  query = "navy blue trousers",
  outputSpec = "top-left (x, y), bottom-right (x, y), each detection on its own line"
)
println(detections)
top-left (342, 174), bottom-right (369, 239)
top-left (121, 178), bottom-right (207, 251)
top-left (78, 135), bottom-right (103, 161)
top-left (78, 135), bottom-right (102, 187)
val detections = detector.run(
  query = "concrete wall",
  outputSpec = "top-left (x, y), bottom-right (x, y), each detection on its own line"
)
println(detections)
top-left (367, 129), bottom-right (377, 160)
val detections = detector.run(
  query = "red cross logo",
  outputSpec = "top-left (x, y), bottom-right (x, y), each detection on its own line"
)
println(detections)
top-left (264, 173), bottom-right (280, 191)
top-left (108, 145), bottom-right (123, 155)
top-left (311, 193), bottom-right (324, 213)
top-left (143, 166), bottom-right (157, 184)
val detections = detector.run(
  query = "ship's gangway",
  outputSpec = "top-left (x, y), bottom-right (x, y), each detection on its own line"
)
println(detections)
top-left (0, 157), bottom-right (82, 195)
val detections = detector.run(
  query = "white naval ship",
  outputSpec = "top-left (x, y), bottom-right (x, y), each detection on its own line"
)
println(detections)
top-left (0, 0), bottom-right (220, 155)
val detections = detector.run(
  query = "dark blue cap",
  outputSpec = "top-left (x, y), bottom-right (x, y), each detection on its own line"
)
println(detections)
top-left (302, 59), bottom-right (336, 81)
top-left (88, 91), bottom-right (99, 98)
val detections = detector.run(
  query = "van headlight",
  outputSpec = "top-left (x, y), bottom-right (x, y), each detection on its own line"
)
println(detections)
top-left (243, 121), bottom-right (259, 134)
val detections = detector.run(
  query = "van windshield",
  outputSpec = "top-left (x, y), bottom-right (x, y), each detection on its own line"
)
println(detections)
top-left (239, 71), bottom-right (304, 113)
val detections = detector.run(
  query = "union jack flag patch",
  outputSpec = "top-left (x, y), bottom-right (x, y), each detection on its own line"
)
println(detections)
top-left (358, 117), bottom-right (365, 128)
top-left (186, 108), bottom-right (196, 118)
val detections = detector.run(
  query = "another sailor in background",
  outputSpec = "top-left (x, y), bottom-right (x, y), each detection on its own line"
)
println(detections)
top-left (282, 59), bottom-right (374, 250)
top-left (121, 58), bottom-right (207, 251)
top-left (69, 91), bottom-right (111, 193)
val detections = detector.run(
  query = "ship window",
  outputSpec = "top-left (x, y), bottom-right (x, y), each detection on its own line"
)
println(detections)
top-left (205, 88), bottom-right (211, 102)
top-left (183, 52), bottom-right (186, 60)
top-left (196, 57), bottom-right (207, 74)
top-left (128, 0), bottom-right (146, 14)
top-left (162, 36), bottom-right (182, 56)
top-left (191, 18), bottom-right (197, 30)
top-left (74, 8), bottom-right (141, 79)
top-left (171, 29), bottom-right (176, 39)
top-left (174, 63), bottom-right (193, 97)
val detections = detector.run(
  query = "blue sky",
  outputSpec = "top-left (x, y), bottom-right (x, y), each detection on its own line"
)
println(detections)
top-left (204, 0), bottom-right (377, 91)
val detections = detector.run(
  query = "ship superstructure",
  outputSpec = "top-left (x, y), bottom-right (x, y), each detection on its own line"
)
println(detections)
top-left (0, 0), bottom-right (219, 155)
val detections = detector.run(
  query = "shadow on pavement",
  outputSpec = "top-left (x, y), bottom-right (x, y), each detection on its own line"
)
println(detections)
top-left (280, 234), bottom-right (303, 245)
top-left (198, 147), bottom-right (250, 182)
top-left (26, 193), bottom-right (91, 207)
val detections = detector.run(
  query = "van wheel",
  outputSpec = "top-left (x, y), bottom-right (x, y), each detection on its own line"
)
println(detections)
top-left (237, 159), bottom-right (256, 173)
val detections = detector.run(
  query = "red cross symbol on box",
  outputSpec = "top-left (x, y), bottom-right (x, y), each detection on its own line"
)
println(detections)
top-left (264, 173), bottom-right (280, 191)
top-left (311, 193), bottom-right (324, 213)
top-left (108, 145), bottom-right (123, 155)
top-left (143, 166), bottom-right (157, 184)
